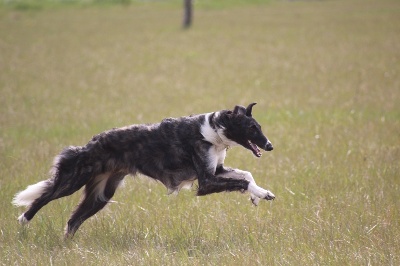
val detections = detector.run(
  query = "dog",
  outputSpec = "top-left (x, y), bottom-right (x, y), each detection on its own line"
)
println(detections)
top-left (13, 103), bottom-right (275, 238)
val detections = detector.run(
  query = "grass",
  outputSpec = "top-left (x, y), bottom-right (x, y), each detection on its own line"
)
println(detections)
top-left (0, 0), bottom-right (272, 10)
top-left (1, 0), bottom-right (399, 265)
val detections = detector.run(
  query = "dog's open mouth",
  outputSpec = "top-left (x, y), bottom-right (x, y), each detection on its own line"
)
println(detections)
top-left (248, 140), bottom-right (262, 157)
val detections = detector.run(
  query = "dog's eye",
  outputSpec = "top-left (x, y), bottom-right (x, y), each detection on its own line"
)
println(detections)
top-left (250, 125), bottom-right (258, 131)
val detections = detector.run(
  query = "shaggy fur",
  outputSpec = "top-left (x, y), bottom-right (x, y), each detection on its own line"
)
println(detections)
top-left (13, 103), bottom-right (275, 238)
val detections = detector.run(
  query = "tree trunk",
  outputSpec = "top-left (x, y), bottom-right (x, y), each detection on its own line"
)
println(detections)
top-left (183, 0), bottom-right (192, 28)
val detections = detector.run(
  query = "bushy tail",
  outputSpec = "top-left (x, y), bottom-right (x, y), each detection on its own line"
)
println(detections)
top-left (12, 146), bottom-right (90, 212)
top-left (12, 180), bottom-right (52, 207)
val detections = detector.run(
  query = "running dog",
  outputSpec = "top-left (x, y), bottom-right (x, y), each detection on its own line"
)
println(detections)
top-left (13, 103), bottom-right (275, 238)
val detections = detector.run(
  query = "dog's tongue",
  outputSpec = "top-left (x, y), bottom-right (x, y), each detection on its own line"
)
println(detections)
top-left (248, 141), bottom-right (262, 157)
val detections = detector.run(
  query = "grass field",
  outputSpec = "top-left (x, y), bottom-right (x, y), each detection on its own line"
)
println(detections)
top-left (1, 0), bottom-right (399, 265)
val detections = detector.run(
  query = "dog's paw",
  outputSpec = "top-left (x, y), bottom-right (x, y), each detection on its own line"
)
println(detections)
top-left (17, 213), bottom-right (29, 225)
top-left (250, 194), bottom-right (260, 206)
top-left (263, 190), bottom-right (275, 200)
top-left (248, 183), bottom-right (275, 201)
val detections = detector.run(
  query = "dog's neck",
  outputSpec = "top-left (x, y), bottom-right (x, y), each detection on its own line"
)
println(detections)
top-left (201, 112), bottom-right (237, 151)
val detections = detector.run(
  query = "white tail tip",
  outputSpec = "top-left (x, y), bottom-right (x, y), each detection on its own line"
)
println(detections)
top-left (12, 180), bottom-right (48, 207)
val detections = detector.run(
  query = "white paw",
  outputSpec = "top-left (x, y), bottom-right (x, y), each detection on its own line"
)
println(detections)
top-left (250, 194), bottom-right (260, 206)
top-left (263, 190), bottom-right (275, 200)
top-left (248, 183), bottom-right (275, 201)
top-left (17, 213), bottom-right (29, 225)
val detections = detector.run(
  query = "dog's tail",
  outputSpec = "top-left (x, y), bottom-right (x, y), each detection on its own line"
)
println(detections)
top-left (13, 146), bottom-right (92, 221)
top-left (12, 180), bottom-right (51, 207)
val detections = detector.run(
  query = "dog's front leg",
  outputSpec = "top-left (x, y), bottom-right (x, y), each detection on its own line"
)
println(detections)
top-left (197, 174), bottom-right (250, 196)
top-left (192, 150), bottom-right (250, 196)
top-left (216, 165), bottom-right (275, 205)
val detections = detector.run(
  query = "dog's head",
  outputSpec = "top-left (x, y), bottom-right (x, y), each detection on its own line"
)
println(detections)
top-left (217, 103), bottom-right (273, 157)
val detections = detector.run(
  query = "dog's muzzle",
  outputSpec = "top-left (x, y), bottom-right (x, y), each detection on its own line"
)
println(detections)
top-left (265, 141), bottom-right (273, 151)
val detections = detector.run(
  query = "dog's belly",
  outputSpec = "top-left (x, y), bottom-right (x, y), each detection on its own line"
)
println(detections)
top-left (168, 176), bottom-right (197, 195)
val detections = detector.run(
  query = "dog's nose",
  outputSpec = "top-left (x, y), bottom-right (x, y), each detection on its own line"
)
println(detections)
top-left (266, 142), bottom-right (273, 151)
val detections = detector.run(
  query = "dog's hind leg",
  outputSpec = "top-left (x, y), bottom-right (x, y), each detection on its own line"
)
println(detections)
top-left (14, 173), bottom-right (90, 225)
top-left (18, 182), bottom-right (85, 224)
top-left (13, 146), bottom-right (92, 224)
top-left (65, 172), bottom-right (125, 238)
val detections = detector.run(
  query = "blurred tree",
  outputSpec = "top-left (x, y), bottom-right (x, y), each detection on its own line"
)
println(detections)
top-left (183, 0), bottom-right (192, 28)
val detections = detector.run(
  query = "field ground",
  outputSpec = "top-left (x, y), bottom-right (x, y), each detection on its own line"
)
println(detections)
top-left (1, 0), bottom-right (399, 265)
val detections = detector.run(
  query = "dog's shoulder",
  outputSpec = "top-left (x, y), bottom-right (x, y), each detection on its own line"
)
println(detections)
top-left (158, 113), bottom-right (206, 129)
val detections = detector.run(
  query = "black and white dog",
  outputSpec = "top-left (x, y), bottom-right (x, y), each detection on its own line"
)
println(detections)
top-left (13, 103), bottom-right (275, 238)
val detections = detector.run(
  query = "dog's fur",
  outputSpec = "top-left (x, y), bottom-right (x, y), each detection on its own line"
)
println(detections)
top-left (12, 103), bottom-right (275, 238)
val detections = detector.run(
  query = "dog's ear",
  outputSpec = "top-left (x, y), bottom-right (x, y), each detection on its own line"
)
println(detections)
top-left (245, 102), bottom-right (257, 117)
top-left (233, 105), bottom-right (246, 115)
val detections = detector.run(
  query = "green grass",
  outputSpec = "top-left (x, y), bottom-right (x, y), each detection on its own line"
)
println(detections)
top-left (1, 0), bottom-right (399, 265)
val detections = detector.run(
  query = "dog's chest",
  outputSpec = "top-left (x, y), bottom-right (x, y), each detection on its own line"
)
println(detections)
top-left (207, 146), bottom-right (227, 173)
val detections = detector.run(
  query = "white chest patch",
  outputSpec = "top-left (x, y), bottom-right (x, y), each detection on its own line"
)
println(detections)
top-left (207, 147), bottom-right (226, 173)
top-left (200, 113), bottom-right (230, 172)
